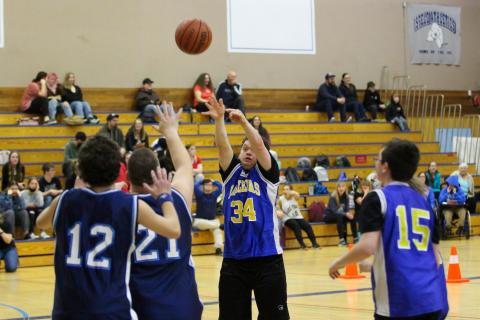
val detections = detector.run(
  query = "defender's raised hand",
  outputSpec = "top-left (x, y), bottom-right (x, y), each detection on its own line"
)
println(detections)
top-left (226, 108), bottom-right (247, 125)
top-left (203, 97), bottom-right (226, 120)
top-left (153, 101), bottom-right (182, 135)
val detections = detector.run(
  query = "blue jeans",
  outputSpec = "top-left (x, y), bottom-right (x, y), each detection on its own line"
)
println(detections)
top-left (48, 99), bottom-right (73, 119)
top-left (345, 101), bottom-right (367, 121)
top-left (392, 116), bottom-right (410, 132)
top-left (44, 195), bottom-right (53, 208)
top-left (0, 246), bottom-right (18, 272)
top-left (71, 101), bottom-right (93, 118)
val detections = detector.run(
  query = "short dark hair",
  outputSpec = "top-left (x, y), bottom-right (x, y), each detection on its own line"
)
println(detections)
top-left (78, 136), bottom-right (121, 187)
top-left (381, 139), bottom-right (420, 182)
top-left (367, 81), bottom-right (375, 88)
top-left (342, 73), bottom-right (349, 79)
top-left (33, 71), bottom-right (47, 82)
top-left (75, 131), bottom-right (87, 141)
top-left (128, 148), bottom-right (159, 187)
top-left (241, 136), bottom-right (270, 151)
top-left (42, 163), bottom-right (54, 173)
top-left (201, 179), bottom-right (212, 185)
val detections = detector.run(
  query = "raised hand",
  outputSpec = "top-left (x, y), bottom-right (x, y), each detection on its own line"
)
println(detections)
top-left (203, 97), bottom-right (225, 120)
top-left (226, 108), bottom-right (247, 124)
top-left (152, 101), bottom-right (182, 135)
top-left (143, 167), bottom-right (172, 199)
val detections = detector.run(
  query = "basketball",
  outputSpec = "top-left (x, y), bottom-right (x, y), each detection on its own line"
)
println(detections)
top-left (175, 19), bottom-right (212, 54)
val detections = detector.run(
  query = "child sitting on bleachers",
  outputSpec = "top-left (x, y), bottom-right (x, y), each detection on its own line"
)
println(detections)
top-left (20, 178), bottom-right (48, 239)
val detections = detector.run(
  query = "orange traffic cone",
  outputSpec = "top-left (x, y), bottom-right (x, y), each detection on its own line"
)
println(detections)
top-left (338, 244), bottom-right (366, 279)
top-left (446, 246), bottom-right (470, 283)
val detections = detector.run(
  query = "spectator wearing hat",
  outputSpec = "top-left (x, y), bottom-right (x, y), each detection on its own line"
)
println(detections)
top-left (135, 78), bottom-right (161, 122)
top-left (314, 73), bottom-right (351, 123)
top-left (97, 113), bottom-right (125, 149)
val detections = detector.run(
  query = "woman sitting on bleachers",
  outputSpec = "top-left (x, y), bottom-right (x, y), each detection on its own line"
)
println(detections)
top-left (324, 181), bottom-right (357, 246)
top-left (192, 73), bottom-right (214, 113)
top-left (125, 118), bottom-right (149, 152)
top-left (250, 115), bottom-right (271, 145)
top-left (62, 72), bottom-right (99, 124)
top-left (1, 151), bottom-right (25, 191)
top-left (46, 72), bottom-right (74, 124)
top-left (20, 178), bottom-right (48, 239)
top-left (20, 71), bottom-right (56, 125)
top-left (276, 184), bottom-right (320, 249)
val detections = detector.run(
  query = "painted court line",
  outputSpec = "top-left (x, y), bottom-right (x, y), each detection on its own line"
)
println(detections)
top-left (4, 276), bottom-right (480, 320)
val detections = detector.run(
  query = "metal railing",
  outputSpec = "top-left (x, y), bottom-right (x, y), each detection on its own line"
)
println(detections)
top-left (405, 85), bottom-right (427, 132)
top-left (421, 94), bottom-right (444, 142)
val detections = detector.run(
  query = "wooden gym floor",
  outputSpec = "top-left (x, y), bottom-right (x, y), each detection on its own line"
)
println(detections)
top-left (1, 238), bottom-right (479, 320)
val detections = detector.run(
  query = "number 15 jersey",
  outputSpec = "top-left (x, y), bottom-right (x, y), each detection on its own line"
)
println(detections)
top-left (220, 155), bottom-right (282, 260)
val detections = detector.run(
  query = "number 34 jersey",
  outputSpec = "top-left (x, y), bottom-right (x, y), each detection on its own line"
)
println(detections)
top-left (221, 155), bottom-right (283, 260)
top-left (52, 188), bottom-right (138, 319)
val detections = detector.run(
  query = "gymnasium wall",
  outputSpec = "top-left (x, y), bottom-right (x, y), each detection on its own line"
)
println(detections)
top-left (0, 0), bottom-right (479, 90)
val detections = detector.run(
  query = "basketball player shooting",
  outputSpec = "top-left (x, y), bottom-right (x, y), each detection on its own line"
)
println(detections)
top-left (203, 97), bottom-right (289, 320)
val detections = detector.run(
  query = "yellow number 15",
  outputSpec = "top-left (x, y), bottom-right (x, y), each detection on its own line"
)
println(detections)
top-left (230, 198), bottom-right (257, 223)
top-left (396, 205), bottom-right (431, 251)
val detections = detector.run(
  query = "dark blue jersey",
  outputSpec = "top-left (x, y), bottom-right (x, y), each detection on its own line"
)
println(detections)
top-left (130, 189), bottom-right (203, 320)
top-left (52, 188), bottom-right (138, 319)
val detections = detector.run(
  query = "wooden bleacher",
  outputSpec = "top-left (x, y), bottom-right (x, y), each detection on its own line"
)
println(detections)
top-left (0, 95), bottom-right (477, 268)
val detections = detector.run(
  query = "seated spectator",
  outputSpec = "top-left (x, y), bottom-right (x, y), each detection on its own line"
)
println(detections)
top-left (439, 175), bottom-right (466, 236)
top-left (315, 73), bottom-right (350, 123)
top-left (135, 78), bottom-right (161, 122)
top-left (63, 131), bottom-right (87, 179)
top-left (0, 190), bottom-right (15, 238)
top-left (46, 72), bottom-right (74, 123)
top-left (97, 113), bottom-right (125, 150)
top-left (115, 153), bottom-right (130, 193)
top-left (418, 172), bottom-right (436, 211)
top-left (125, 118), bottom-right (149, 152)
top-left (20, 178), bottom-right (48, 239)
top-left (2, 151), bottom-right (25, 191)
top-left (20, 71), bottom-right (56, 125)
top-left (276, 185), bottom-right (320, 249)
top-left (216, 71), bottom-right (245, 115)
top-left (339, 73), bottom-right (369, 122)
top-left (186, 144), bottom-right (203, 182)
top-left (451, 163), bottom-right (475, 213)
top-left (250, 116), bottom-right (271, 145)
top-left (193, 179), bottom-right (224, 255)
top-left (386, 94), bottom-right (410, 132)
top-left (324, 181), bottom-right (356, 246)
top-left (193, 73), bottom-right (214, 112)
top-left (0, 214), bottom-right (18, 272)
top-left (363, 81), bottom-right (385, 120)
top-left (62, 72), bottom-right (99, 124)
top-left (64, 160), bottom-right (79, 190)
top-left (354, 179), bottom-right (371, 218)
top-left (7, 183), bottom-right (29, 239)
top-left (425, 161), bottom-right (442, 199)
top-left (39, 163), bottom-right (63, 207)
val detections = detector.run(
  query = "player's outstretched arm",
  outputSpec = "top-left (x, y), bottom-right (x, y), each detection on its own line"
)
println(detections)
top-left (328, 231), bottom-right (380, 279)
top-left (202, 97), bottom-right (233, 171)
top-left (138, 167), bottom-right (181, 239)
top-left (227, 108), bottom-right (272, 170)
top-left (153, 102), bottom-right (193, 209)
top-left (37, 196), bottom-right (61, 230)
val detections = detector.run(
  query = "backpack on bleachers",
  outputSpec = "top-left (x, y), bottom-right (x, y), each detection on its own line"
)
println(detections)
top-left (313, 155), bottom-right (330, 168)
top-left (296, 157), bottom-right (311, 169)
top-left (334, 155), bottom-right (351, 168)
top-left (313, 166), bottom-right (329, 182)
top-left (302, 168), bottom-right (317, 182)
top-left (285, 167), bottom-right (301, 183)
top-left (313, 182), bottom-right (329, 195)
top-left (308, 201), bottom-right (325, 222)
top-left (0, 150), bottom-right (10, 165)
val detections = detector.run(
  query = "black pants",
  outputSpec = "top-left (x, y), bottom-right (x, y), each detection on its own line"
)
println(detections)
top-left (374, 310), bottom-right (441, 320)
top-left (337, 215), bottom-right (357, 241)
top-left (345, 101), bottom-right (367, 121)
top-left (466, 196), bottom-right (476, 214)
top-left (284, 219), bottom-right (318, 247)
top-left (196, 102), bottom-right (209, 113)
top-left (25, 97), bottom-right (49, 116)
top-left (316, 100), bottom-right (347, 122)
top-left (364, 104), bottom-right (383, 120)
top-left (219, 255), bottom-right (289, 320)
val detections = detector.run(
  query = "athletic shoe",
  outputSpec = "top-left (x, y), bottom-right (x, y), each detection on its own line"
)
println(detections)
top-left (312, 244), bottom-right (321, 249)
top-left (215, 248), bottom-right (223, 256)
top-left (28, 232), bottom-right (39, 240)
top-left (338, 239), bottom-right (347, 247)
top-left (40, 231), bottom-right (50, 239)
top-left (346, 116), bottom-right (353, 123)
top-left (88, 116), bottom-right (100, 124)
top-left (328, 117), bottom-right (336, 122)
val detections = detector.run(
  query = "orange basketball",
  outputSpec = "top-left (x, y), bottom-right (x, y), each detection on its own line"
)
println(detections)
top-left (175, 19), bottom-right (212, 55)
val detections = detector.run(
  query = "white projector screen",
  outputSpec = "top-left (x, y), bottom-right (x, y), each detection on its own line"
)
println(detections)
top-left (227, 0), bottom-right (316, 54)
top-left (0, 0), bottom-right (4, 48)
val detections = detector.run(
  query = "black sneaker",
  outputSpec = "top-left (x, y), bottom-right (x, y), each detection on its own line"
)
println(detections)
top-left (456, 228), bottom-right (464, 236)
top-left (215, 248), bottom-right (223, 256)
top-left (312, 244), bottom-right (321, 249)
